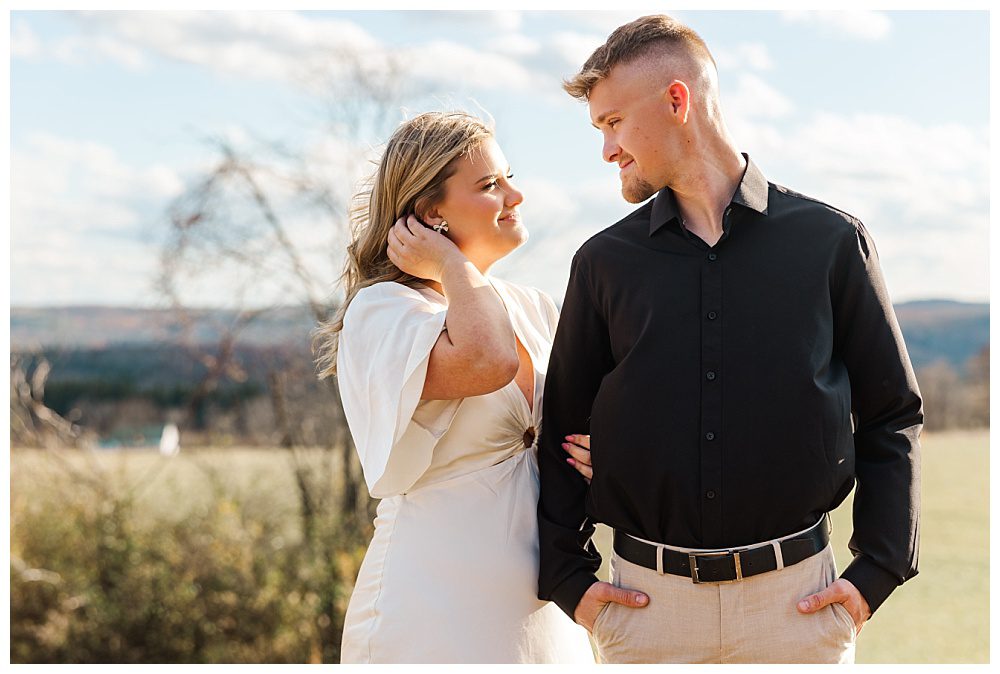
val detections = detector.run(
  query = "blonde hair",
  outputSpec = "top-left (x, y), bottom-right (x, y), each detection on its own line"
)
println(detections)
top-left (312, 111), bottom-right (495, 379)
top-left (563, 14), bottom-right (716, 101)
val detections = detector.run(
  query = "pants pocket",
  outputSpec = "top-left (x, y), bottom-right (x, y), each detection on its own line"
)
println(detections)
top-left (830, 601), bottom-right (858, 641)
top-left (592, 600), bottom-right (613, 636)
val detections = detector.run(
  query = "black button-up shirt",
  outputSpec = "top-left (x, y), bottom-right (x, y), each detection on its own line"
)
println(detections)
top-left (538, 155), bottom-right (922, 620)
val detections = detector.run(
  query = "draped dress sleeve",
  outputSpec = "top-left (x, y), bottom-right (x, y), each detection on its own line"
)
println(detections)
top-left (336, 282), bottom-right (461, 499)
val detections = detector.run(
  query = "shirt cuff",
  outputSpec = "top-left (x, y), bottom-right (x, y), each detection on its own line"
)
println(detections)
top-left (840, 554), bottom-right (905, 615)
top-left (551, 571), bottom-right (600, 622)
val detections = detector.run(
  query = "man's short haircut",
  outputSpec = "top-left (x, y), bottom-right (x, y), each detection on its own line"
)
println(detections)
top-left (563, 14), bottom-right (716, 101)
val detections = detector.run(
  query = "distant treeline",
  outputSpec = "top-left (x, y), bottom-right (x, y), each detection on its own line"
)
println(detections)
top-left (10, 299), bottom-right (989, 370)
top-left (10, 339), bottom-right (988, 447)
top-left (34, 342), bottom-right (276, 415)
top-left (916, 346), bottom-right (989, 431)
top-left (12, 340), bottom-right (342, 448)
top-left (44, 379), bottom-right (264, 415)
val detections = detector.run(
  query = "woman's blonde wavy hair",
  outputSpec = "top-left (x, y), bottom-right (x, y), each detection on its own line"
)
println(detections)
top-left (312, 111), bottom-right (495, 379)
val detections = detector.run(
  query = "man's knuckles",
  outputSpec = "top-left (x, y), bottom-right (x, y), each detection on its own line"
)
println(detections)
top-left (606, 587), bottom-right (647, 607)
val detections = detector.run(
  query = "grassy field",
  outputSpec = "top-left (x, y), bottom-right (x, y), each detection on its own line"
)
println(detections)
top-left (590, 430), bottom-right (989, 663)
top-left (11, 430), bottom-right (988, 663)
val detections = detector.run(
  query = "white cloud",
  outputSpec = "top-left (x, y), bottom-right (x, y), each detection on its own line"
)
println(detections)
top-left (713, 42), bottom-right (773, 72)
top-left (722, 73), bottom-right (796, 119)
top-left (491, 11), bottom-right (524, 33)
top-left (46, 11), bottom-right (380, 83)
top-left (10, 120), bottom-right (380, 308)
top-left (11, 19), bottom-right (41, 59)
top-left (48, 33), bottom-right (147, 70)
top-left (484, 32), bottom-right (541, 58)
top-left (399, 40), bottom-right (550, 93)
top-left (410, 10), bottom-right (524, 33)
top-left (23, 11), bottom-right (558, 100)
top-left (781, 10), bottom-right (892, 41)
top-left (547, 31), bottom-right (606, 70)
top-left (19, 133), bottom-right (183, 203)
top-left (11, 134), bottom-right (186, 305)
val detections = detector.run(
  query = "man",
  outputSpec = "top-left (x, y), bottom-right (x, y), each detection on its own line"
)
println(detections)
top-left (538, 15), bottom-right (922, 664)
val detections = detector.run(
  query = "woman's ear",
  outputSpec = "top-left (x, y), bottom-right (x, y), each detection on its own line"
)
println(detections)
top-left (419, 206), bottom-right (445, 228)
top-left (412, 195), bottom-right (442, 227)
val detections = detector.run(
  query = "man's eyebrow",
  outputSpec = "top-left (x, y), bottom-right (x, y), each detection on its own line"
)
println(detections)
top-left (592, 109), bottom-right (620, 129)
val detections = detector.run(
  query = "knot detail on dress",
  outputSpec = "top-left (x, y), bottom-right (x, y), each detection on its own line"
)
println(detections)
top-left (522, 426), bottom-right (536, 449)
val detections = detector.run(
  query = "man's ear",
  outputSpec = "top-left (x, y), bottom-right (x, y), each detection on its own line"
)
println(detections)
top-left (666, 80), bottom-right (691, 124)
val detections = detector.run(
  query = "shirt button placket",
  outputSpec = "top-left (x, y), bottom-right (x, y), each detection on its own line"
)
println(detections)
top-left (700, 245), bottom-right (724, 544)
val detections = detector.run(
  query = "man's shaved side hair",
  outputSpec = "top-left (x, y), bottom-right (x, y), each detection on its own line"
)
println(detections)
top-left (564, 14), bottom-right (717, 102)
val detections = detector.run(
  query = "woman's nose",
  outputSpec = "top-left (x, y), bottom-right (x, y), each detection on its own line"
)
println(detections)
top-left (506, 183), bottom-right (524, 206)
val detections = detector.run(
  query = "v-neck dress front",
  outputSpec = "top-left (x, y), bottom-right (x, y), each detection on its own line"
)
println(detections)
top-left (336, 278), bottom-right (594, 664)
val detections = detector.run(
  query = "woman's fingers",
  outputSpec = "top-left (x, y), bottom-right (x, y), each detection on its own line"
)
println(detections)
top-left (405, 214), bottom-right (424, 233)
top-left (563, 434), bottom-right (593, 483)
top-left (394, 219), bottom-right (416, 243)
top-left (562, 441), bottom-right (591, 464)
top-left (387, 227), bottom-right (405, 252)
top-left (566, 456), bottom-right (593, 482)
top-left (563, 435), bottom-right (591, 462)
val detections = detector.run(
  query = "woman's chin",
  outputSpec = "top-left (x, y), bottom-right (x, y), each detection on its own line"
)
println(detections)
top-left (505, 231), bottom-right (528, 256)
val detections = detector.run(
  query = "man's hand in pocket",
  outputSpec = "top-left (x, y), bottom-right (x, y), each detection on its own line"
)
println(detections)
top-left (574, 581), bottom-right (649, 633)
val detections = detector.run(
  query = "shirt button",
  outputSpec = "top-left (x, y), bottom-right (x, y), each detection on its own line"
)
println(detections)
top-left (708, 252), bottom-right (718, 261)
top-left (707, 311), bottom-right (718, 320)
top-left (706, 371), bottom-right (716, 381)
top-left (705, 432), bottom-right (716, 441)
top-left (706, 490), bottom-right (716, 499)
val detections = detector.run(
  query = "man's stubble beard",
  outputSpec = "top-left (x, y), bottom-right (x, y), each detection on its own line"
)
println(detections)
top-left (622, 175), bottom-right (658, 204)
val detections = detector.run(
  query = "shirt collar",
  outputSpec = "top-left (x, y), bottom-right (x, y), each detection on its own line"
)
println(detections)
top-left (649, 153), bottom-right (769, 236)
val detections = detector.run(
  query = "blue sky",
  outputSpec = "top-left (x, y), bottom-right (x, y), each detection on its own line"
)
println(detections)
top-left (10, 9), bottom-right (990, 307)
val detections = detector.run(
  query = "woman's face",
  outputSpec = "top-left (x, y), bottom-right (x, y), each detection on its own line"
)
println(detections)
top-left (429, 137), bottom-right (526, 272)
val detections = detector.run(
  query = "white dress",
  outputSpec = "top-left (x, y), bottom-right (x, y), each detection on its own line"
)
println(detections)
top-left (336, 278), bottom-right (594, 664)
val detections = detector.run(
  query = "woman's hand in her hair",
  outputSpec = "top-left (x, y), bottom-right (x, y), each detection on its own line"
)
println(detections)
top-left (387, 214), bottom-right (465, 283)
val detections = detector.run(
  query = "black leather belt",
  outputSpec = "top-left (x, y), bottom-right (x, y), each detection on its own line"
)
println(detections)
top-left (613, 514), bottom-right (831, 584)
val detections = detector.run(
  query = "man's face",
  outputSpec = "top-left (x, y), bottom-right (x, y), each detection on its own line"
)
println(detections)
top-left (588, 62), bottom-right (676, 203)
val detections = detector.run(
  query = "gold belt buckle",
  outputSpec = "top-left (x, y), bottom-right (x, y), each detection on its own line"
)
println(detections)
top-left (689, 550), bottom-right (743, 584)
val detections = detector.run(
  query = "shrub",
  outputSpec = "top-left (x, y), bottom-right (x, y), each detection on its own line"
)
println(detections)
top-left (10, 451), bottom-right (369, 663)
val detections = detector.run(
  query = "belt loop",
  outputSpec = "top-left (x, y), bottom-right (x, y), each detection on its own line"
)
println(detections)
top-left (771, 540), bottom-right (784, 571)
top-left (656, 544), bottom-right (665, 575)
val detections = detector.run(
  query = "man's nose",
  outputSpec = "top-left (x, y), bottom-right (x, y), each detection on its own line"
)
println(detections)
top-left (602, 137), bottom-right (620, 164)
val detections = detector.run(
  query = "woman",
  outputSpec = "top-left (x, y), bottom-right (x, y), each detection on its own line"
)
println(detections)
top-left (313, 111), bottom-right (595, 663)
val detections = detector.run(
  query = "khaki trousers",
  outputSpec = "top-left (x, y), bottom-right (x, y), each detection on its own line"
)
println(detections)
top-left (592, 542), bottom-right (857, 664)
